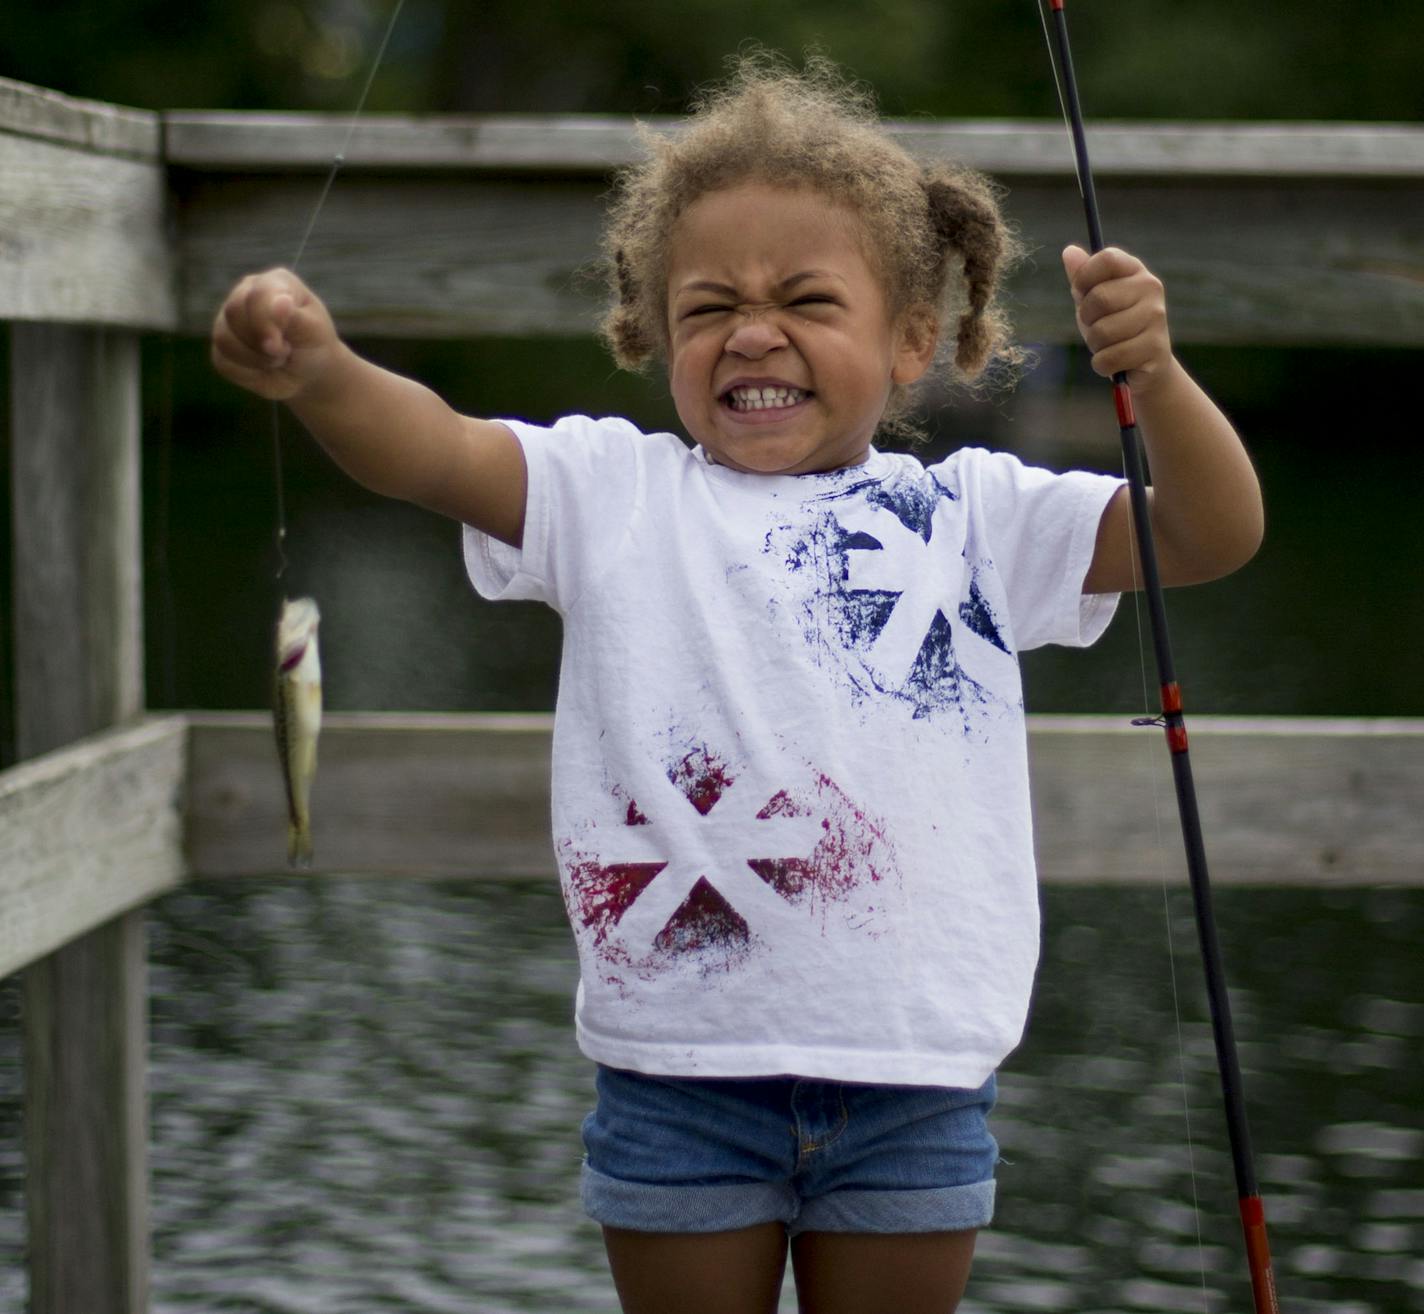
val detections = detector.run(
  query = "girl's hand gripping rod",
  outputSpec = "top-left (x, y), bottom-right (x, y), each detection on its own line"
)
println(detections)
top-left (1040, 3), bottom-right (1281, 1311)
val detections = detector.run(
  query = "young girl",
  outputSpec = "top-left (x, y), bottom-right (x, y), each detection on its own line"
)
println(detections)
top-left (213, 58), bottom-right (1262, 1314)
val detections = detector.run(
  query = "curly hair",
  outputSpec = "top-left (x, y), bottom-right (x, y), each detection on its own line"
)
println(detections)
top-left (599, 53), bottom-right (1025, 434)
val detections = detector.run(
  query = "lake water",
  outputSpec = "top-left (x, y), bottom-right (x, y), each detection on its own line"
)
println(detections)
top-left (2, 879), bottom-right (1421, 1313)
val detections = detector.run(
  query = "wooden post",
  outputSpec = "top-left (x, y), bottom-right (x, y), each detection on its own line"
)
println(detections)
top-left (10, 325), bottom-right (149, 1314)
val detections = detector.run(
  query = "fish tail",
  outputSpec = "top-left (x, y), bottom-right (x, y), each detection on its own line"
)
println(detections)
top-left (288, 818), bottom-right (314, 869)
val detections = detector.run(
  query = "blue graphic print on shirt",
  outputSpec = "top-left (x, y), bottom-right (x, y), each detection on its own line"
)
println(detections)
top-left (767, 466), bottom-right (1019, 728)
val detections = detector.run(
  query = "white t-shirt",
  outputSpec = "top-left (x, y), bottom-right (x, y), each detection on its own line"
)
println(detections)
top-left (464, 414), bottom-right (1122, 1088)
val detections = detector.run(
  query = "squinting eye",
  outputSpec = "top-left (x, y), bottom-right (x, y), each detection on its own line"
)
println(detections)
top-left (791, 295), bottom-right (835, 308)
top-left (685, 304), bottom-right (730, 318)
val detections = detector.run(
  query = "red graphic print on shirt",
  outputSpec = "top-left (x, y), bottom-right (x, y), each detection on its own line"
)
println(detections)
top-left (560, 740), bottom-right (898, 984)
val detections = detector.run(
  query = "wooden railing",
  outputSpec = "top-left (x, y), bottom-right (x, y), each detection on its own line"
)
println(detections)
top-left (3, 70), bottom-right (1424, 1313)
top-left (6, 712), bottom-right (1423, 987)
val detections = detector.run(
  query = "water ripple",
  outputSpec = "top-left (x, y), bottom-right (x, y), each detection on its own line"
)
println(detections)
top-left (0, 883), bottom-right (1420, 1313)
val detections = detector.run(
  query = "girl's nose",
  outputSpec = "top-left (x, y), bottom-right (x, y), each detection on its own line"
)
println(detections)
top-left (724, 310), bottom-right (788, 358)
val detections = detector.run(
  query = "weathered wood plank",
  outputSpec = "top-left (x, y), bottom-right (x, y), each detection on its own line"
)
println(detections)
top-left (172, 167), bottom-right (1424, 345)
top-left (173, 174), bottom-right (609, 338)
top-left (1026, 716), bottom-right (1424, 885)
top-left (894, 119), bottom-right (1424, 179)
top-left (11, 327), bottom-right (145, 745)
top-left (185, 713), bottom-right (1424, 885)
top-left (163, 113), bottom-right (1424, 179)
top-left (0, 76), bottom-right (160, 160)
top-left (1014, 176), bottom-right (1424, 348)
top-left (0, 131), bottom-right (175, 328)
top-left (0, 77), bottom-right (170, 327)
top-left (4, 88), bottom-right (1420, 339)
top-left (163, 111), bottom-right (657, 173)
top-left (168, 112), bottom-right (1424, 344)
top-left (10, 323), bottom-right (152, 1314)
top-left (23, 911), bottom-right (149, 1314)
top-left (0, 718), bottom-right (186, 979)
top-left (187, 712), bottom-right (557, 878)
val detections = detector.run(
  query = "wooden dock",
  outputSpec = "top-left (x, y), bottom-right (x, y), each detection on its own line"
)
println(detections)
top-left (3, 70), bottom-right (1424, 1314)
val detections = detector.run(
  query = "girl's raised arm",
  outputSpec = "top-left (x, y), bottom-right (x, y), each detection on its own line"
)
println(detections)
top-left (211, 268), bottom-right (527, 547)
top-left (1066, 246), bottom-right (1264, 595)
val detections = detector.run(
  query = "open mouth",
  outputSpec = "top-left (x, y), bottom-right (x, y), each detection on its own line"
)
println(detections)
top-left (722, 384), bottom-right (812, 413)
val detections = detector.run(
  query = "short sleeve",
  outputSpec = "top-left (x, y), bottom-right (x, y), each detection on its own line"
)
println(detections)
top-left (461, 414), bottom-right (648, 612)
top-left (949, 448), bottom-right (1125, 652)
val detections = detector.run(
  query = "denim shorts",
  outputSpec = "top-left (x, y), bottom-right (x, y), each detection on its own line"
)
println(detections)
top-left (580, 1065), bottom-right (998, 1236)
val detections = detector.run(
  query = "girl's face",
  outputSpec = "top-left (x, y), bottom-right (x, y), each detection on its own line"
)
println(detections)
top-left (664, 182), bottom-right (935, 476)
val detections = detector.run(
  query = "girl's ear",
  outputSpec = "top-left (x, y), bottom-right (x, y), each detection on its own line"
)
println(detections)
top-left (892, 306), bottom-right (940, 385)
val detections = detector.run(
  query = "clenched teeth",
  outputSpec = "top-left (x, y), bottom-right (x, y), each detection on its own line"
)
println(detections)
top-left (725, 385), bottom-right (810, 411)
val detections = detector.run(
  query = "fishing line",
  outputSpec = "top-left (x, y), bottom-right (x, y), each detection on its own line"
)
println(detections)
top-left (1034, 0), bottom-right (1085, 203)
top-left (290, 0), bottom-right (409, 274)
top-left (1111, 338), bottom-right (1212, 1311)
top-left (1156, 838), bottom-right (1213, 1309)
top-left (1035, 0), bottom-right (1209, 1286)
top-left (271, 0), bottom-right (409, 583)
top-left (1119, 463), bottom-right (1212, 1310)
top-left (273, 411), bottom-right (289, 581)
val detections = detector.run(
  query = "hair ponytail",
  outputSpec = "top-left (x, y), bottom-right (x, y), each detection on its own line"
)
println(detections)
top-left (922, 172), bottom-right (1011, 378)
top-left (606, 249), bottom-right (655, 366)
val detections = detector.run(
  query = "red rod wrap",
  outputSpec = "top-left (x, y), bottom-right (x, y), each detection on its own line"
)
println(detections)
top-left (1160, 681), bottom-right (1183, 713)
top-left (1113, 380), bottom-right (1137, 428)
top-left (1240, 1195), bottom-right (1280, 1314)
top-left (1166, 723), bottom-right (1189, 754)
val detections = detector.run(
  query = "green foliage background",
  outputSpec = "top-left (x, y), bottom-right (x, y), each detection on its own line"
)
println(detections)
top-left (3, 0), bottom-right (1422, 120)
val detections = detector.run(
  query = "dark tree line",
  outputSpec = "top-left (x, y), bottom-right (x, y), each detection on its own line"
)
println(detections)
top-left (3, 0), bottom-right (1422, 120)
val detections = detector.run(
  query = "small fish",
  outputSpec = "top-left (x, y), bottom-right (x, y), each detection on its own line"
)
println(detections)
top-left (274, 597), bottom-right (322, 867)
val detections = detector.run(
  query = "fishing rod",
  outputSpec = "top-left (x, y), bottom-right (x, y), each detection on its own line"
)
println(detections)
top-left (1037, 3), bottom-right (1281, 1311)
